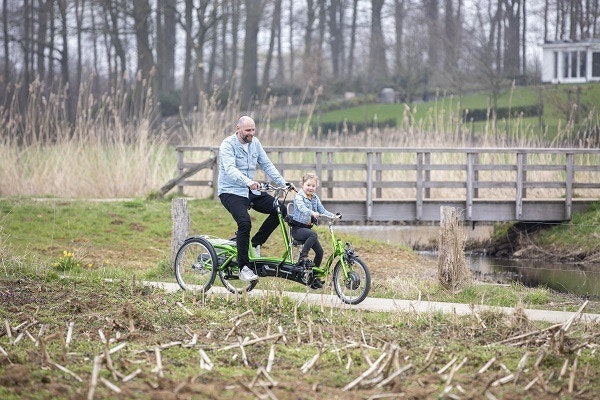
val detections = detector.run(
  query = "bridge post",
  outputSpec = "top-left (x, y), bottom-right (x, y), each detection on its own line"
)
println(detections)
top-left (416, 152), bottom-right (424, 220)
top-left (466, 152), bottom-right (475, 220)
top-left (516, 152), bottom-right (525, 220)
top-left (366, 152), bottom-right (373, 220)
top-left (565, 153), bottom-right (574, 219)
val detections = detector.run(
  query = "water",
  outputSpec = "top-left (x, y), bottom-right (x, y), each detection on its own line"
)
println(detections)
top-left (337, 225), bottom-right (600, 298)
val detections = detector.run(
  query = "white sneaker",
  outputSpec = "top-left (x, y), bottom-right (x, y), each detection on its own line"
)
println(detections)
top-left (253, 245), bottom-right (261, 257)
top-left (239, 265), bottom-right (259, 282)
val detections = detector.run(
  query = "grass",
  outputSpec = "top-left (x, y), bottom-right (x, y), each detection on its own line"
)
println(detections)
top-left (1, 196), bottom-right (598, 314)
top-left (297, 83), bottom-right (600, 143)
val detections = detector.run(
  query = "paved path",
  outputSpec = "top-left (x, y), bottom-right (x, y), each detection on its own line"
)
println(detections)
top-left (146, 281), bottom-right (600, 324)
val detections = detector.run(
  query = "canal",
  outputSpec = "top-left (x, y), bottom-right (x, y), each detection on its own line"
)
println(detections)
top-left (337, 224), bottom-right (600, 299)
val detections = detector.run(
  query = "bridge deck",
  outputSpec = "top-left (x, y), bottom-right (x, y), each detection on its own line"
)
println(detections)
top-left (173, 146), bottom-right (600, 223)
top-left (322, 198), bottom-right (596, 223)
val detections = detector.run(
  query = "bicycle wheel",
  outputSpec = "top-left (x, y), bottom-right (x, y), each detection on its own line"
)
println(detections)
top-left (332, 257), bottom-right (371, 305)
top-left (174, 237), bottom-right (218, 292)
top-left (218, 263), bottom-right (258, 294)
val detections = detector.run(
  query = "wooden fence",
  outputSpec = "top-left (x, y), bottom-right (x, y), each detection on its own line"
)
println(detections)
top-left (171, 146), bottom-right (600, 223)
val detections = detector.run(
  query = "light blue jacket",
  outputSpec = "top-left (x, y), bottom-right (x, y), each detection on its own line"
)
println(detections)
top-left (217, 133), bottom-right (286, 197)
top-left (291, 189), bottom-right (334, 225)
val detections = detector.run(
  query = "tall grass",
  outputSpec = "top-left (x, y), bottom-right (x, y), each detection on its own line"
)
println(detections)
top-left (0, 81), bottom-right (597, 198)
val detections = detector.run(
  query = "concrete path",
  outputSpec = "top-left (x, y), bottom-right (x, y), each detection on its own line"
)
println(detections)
top-left (146, 281), bottom-right (600, 324)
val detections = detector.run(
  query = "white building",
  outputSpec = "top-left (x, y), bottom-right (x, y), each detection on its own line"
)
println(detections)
top-left (541, 40), bottom-right (600, 83)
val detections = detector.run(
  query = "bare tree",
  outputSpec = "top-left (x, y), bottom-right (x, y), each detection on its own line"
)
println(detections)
top-left (262, 0), bottom-right (281, 89)
top-left (503, 0), bottom-right (521, 77)
top-left (394, 0), bottom-right (409, 78)
top-left (131, 0), bottom-right (154, 78)
top-left (241, 0), bottom-right (264, 109)
top-left (156, 0), bottom-right (177, 93)
top-left (328, 0), bottom-right (345, 78)
top-left (2, 0), bottom-right (9, 83)
top-left (369, 0), bottom-right (389, 90)
top-left (348, 0), bottom-right (359, 80)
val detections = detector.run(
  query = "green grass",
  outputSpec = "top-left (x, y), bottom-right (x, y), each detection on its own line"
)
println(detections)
top-left (1, 197), bottom-right (598, 313)
top-left (281, 83), bottom-right (600, 142)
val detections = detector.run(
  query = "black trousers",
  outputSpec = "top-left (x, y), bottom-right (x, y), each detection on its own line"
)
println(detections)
top-left (219, 191), bottom-right (286, 268)
top-left (291, 226), bottom-right (324, 268)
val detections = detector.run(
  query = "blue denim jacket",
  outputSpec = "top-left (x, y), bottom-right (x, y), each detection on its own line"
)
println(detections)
top-left (291, 189), bottom-right (334, 225)
top-left (217, 134), bottom-right (286, 197)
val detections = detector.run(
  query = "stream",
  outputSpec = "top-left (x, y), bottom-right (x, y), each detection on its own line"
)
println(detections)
top-left (337, 224), bottom-right (600, 299)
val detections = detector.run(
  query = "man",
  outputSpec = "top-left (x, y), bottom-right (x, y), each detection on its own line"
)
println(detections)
top-left (217, 116), bottom-right (293, 282)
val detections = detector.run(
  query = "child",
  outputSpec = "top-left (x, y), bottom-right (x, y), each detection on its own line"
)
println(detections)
top-left (289, 172), bottom-right (338, 287)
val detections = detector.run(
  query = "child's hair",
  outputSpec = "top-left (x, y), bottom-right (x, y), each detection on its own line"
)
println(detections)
top-left (301, 172), bottom-right (319, 184)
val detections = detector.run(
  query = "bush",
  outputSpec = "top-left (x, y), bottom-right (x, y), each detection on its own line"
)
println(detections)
top-left (159, 90), bottom-right (181, 117)
top-left (313, 117), bottom-right (397, 136)
top-left (462, 104), bottom-right (541, 122)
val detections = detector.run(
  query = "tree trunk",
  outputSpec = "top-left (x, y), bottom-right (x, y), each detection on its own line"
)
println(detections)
top-left (368, 0), bottom-right (388, 90)
top-left (181, 0), bottom-right (193, 111)
top-left (262, 0), bottom-right (281, 89)
top-left (241, 0), bottom-right (263, 109)
top-left (2, 0), bottom-right (9, 83)
top-left (132, 0), bottom-right (154, 79)
top-left (503, 0), bottom-right (521, 78)
top-left (37, 0), bottom-right (49, 81)
top-left (348, 0), bottom-right (358, 79)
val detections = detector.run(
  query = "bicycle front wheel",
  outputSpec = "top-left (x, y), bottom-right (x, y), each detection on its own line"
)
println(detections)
top-left (174, 237), bottom-right (218, 292)
top-left (332, 257), bottom-right (371, 305)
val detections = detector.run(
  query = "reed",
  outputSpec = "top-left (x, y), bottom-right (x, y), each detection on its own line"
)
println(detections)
top-left (0, 81), bottom-right (597, 198)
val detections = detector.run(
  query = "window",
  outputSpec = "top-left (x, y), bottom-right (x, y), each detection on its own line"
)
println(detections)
top-left (571, 51), bottom-right (578, 77)
top-left (563, 52), bottom-right (569, 78)
top-left (579, 51), bottom-right (587, 78)
top-left (553, 51), bottom-right (558, 78)
top-left (593, 52), bottom-right (600, 77)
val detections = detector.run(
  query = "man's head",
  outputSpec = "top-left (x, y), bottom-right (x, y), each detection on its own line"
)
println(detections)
top-left (236, 116), bottom-right (256, 143)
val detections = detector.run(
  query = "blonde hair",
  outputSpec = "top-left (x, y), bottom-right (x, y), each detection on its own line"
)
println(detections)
top-left (301, 172), bottom-right (319, 185)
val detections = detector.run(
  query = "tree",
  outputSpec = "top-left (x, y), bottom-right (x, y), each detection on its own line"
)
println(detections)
top-left (369, 0), bottom-right (389, 90)
top-left (131, 0), bottom-right (154, 79)
top-left (240, 0), bottom-right (264, 109)
top-left (156, 0), bottom-right (177, 93)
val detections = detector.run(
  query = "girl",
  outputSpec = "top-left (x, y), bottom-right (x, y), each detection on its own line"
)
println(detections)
top-left (289, 173), bottom-right (338, 278)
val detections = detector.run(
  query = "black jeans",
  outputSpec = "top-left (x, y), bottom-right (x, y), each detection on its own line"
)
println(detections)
top-left (291, 226), bottom-right (324, 268)
top-left (219, 191), bottom-right (286, 268)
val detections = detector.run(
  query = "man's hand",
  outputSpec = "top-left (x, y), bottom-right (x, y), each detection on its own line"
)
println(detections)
top-left (247, 181), bottom-right (260, 190)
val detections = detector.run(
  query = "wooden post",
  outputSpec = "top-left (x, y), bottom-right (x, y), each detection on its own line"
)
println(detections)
top-left (437, 206), bottom-right (470, 293)
top-left (171, 198), bottom-right (190, 262)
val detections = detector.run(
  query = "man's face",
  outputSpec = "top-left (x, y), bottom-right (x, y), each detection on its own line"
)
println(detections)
top-left (237, 121), bottom-right (256, 143)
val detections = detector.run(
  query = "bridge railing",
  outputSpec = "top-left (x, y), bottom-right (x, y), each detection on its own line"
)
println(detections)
top-left (174, 146), bottom-right (600, 222)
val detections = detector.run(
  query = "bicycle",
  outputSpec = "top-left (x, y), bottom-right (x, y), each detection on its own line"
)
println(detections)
top-left (173, 183), bottom-right (371, 305)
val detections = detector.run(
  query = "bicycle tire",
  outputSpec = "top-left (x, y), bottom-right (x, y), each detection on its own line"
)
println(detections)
top-left (174, 237), bottom-right (218, 292)
top-left (332, 257), bottom-right (371, 305)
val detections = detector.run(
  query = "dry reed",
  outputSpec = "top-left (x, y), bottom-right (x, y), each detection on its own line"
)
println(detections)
top-left (1, 80), bottom-right (598, 198)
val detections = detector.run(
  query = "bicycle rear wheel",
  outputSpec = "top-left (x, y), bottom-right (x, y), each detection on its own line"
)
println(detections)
top-left (174, 237), bottom-right (218, 292)
top-left (218, 263), bottom-right (258, 294)
top-left (332, 257), bottom-right (371, 305)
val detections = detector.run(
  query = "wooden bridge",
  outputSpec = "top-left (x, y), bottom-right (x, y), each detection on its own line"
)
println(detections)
top-left (167, 146), bottom-right (600, 224)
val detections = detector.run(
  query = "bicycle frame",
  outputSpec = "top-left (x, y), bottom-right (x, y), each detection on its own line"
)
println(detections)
top-left (310, 215), bottom-right (355, 281)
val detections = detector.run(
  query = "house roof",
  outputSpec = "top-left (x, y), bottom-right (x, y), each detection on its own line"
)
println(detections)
top-left (542, 39), bottom-right (600, 50)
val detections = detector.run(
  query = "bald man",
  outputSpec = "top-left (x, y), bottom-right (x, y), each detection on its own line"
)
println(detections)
top-left (217, 116), bottom-right (294, 281)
